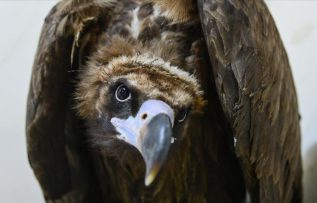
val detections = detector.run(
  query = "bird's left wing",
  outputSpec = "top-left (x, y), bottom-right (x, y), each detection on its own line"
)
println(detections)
top-left (197, 0), bottom-right (302, 202)
top-left (26, 1), bottom-right (115, 202)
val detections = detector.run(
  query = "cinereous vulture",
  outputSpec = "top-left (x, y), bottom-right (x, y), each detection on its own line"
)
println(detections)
top-left (26, 0), bottom-right (302, 202)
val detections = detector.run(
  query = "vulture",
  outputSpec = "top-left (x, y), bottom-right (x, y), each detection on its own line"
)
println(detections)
top-left (26, 0), bottom-right (302, 202)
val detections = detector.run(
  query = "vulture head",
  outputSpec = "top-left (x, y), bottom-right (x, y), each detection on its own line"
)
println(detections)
top-left (75, 38), bottom-right (205, 186)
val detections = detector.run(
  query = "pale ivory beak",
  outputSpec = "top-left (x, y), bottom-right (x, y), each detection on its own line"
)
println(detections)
top-left (111, 100), bottom-right (174, 186)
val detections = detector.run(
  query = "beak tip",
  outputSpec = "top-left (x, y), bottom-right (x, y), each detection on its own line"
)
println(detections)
top-left (144, 174), bottom-right (155, 186)
top-left (144, 176), bottom-right (153, 186)
top-left (144, 166), bottom-right (159, 186)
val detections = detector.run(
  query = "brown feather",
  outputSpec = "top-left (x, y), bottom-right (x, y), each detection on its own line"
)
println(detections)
top-left (197, 0), bottom-right (302, 202)
top-left (146, 0), bottom-right (197, 23)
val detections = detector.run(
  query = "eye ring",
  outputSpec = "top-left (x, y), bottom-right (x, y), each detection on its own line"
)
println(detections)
top-left (177, 108), bottom-right (188, 123)
top-left (115, 84), bottom-right (131, 102)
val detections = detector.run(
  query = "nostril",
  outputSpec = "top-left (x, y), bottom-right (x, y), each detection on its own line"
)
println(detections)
top-left (142, 113), bottom-right (148, 120)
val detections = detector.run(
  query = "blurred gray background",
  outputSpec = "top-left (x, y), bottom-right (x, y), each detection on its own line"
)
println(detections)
top-left (0, 1), bottom-right (316, 202)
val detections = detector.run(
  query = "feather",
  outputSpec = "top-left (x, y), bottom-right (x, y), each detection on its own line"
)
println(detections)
top-left (197, 0), bottom-right (302, 202)
top-left (146, 0), bottom-right (197, 22)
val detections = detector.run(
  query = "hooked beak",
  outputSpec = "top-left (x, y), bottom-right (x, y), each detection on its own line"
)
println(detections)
top-left (141, 113), bottom-right (172, 186)
top-left (110, 100), bottom-right (174, 186)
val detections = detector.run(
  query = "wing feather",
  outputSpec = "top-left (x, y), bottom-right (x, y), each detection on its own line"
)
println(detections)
top-left (197, 0), bottom-right (302, 202)
top-left (26, 1), bottom-right (114, 202)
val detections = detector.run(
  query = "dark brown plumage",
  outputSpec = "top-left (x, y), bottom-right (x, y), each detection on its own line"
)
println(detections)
top-left (26, 0), bottom-right (302, 202)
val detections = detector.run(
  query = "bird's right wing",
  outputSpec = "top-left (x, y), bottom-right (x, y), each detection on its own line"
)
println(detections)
top-left (26, 1), bottom-right (115, 202)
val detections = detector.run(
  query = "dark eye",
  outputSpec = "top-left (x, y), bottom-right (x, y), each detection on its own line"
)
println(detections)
top-left (177, 108), bottom-right (188, 123)
top-left (115, 84), bottom-right (131, 102)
